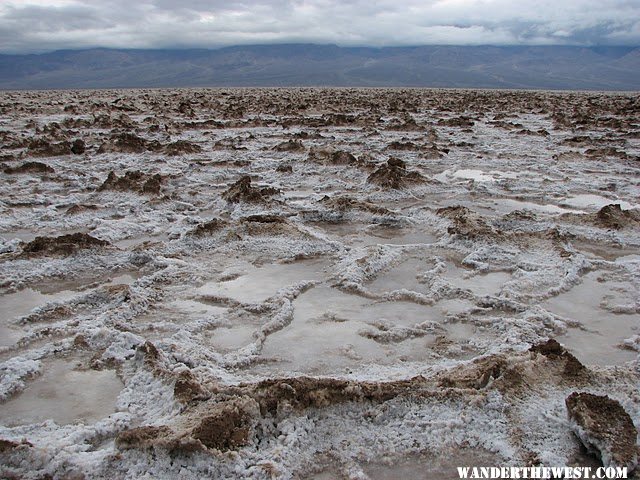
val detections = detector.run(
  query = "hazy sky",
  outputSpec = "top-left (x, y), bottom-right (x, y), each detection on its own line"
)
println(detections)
top-left (0, 0), bottom-right (639, 53)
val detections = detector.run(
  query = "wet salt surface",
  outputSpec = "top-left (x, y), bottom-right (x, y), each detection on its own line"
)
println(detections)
top-left (0, 288), bottom-right (77, 320)
top-left (32, 271), bottom-right (140, 294)
top-left (197, 258), bottom-right (329, 303)
top-left (0, 288), bottom-right (78, 347)
top-left (363, 448), bottom-right (501, 480)
top-left (0, 230), bottom-right (37, 243)
top-left (368, 257), bottom-right (510, 297)
top-left (0, 359), bottom-right (122, 426)
top-left (560, 194), bottom-right (638, 212)
top-left (314, 222), bottom-right (438, 246)
top-left (544, 271), bottom-right (639, 365)
top-left (489, 198), bottom-right (582, 215)
top-left (452, 169), bottom-right (496, 182)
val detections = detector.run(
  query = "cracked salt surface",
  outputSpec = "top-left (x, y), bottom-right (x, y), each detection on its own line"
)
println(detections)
top-left (0, 88), bottom-right (639, 479)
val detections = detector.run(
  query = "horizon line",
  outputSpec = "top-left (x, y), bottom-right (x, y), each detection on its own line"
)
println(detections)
top-left (2, 43), bottom-right (639, 56)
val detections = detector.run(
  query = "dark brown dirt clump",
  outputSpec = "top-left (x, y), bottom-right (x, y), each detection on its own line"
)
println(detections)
top-left (0, 439), bottom-right (32, 453)
top-left (116, 398), bottom-right (260, 453)
top-left (308, 148), bottom-right (359, 165)
top-left (595, 204), bottom-right (640, 230)
top-left (188, 218), bottom-right (227, 237)
top-left (320, 195), bottom-right (391, 215)
top-left (27, 138), bottom-right (71, 157)
top-left (566, 392), bottom-right (638, 471)
top-left (65, 204), bottom-right (99, 215)
top-left (174, 370), bottom-right (209, 403)
top-left (4, 161), bottom-right (54, 174)
top-left (222, 176), bottom-right (280, 203)
top-left (163, 140), bottom-right (202, 156)
top-left (436, 205), bottom-right (494, 238)
top-left (273, 140), bottom-right (304, 152)
top-left (21, 233), bottom-right (109, 257)
top-left (387, 141), bottom-right (420, 151)
top-left (438, 116), bottom-right (475, 128)
top-left (242, 214), bottom-right (287, 224)
top-left (190, 399), bottom-right (257, 451)
top-left (115, 426), bottom-right (178, 451)
top-left (276, 163), bottom-right (293, 173)
top-left (97, 133), bottom-right (157, 154)
top-left (70, 139), bottom-right (86, 155)
top-left (529, 339), bottom-right (585, 377)
top-left (366, 158), bottom-right (424, 189)
top-left (98, 170), bottom-right (164, 195)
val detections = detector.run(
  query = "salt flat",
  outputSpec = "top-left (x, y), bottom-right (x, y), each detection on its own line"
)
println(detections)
top-left (0, 88), bottom-right (638, 478)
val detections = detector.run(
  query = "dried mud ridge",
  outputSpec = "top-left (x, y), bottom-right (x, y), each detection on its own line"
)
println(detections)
top-left (98, 170), bottom-right (164, 195)
top-left (0, 88), bottom-right (639, 479)
top-left (222, 175), bottom-right (281, 203)
top-left (20, 232), bottom-right (110, 257)
top-left (106, 339), bottom-right (635, 469)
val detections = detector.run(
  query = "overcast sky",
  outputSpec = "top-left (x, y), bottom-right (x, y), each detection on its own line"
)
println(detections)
top-left (0, 0), bottom-right (639, 53)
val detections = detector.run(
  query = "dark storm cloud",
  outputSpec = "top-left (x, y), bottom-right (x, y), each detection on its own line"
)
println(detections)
top-left (0, 0), bottom-right (638, 53)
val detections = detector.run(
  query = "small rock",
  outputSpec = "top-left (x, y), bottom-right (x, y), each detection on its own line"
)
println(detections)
top-left (70, 139), bottom-right (86, 155)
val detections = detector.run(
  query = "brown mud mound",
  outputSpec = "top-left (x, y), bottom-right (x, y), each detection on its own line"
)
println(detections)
top-left (234, 215), bottom-right (310, 239)
top-left (173, 370), bottom-right (209, 403)
top-left (273, 140), bottom-right (305, 152)
top-left (560, 203), bottom-right (640, 231)
top-left (163, 140), bottom-right (202, 156)
top-left (65, 204), bottom-right (99, 215)
top-left (529, 339), bottom-right (585, 377)
top-left (97, 132), bottom-right (158, 154)
top-left (276, 163), bottom-right (293, 173)
top-left (27, 138), bottom-right (71, 157)
top-left (566, 392), bottom-right (638, 471)
top-left (386, 141), bottom-right (420, 151)
top-left (438, 116), bottom-right (475, 128)
top-left (222, 176), bottom-right (280, 203)
top-left (190, 398), bottom-right (259, 451)
top-left (98, 170), bottom-right (164, 195)
top-left (384, 116), bottom-right (424, 131)
top-left (436, 205), bottom-right (494, 238)
top-left (21, 232), bottom-right (109, 257)
top-left (116, 426), bottom-right (176, 451)
top-left (188, 218), bottom-right (228, 237)
top-left (4, 161), bottom-right (54, 174)
top-left (595, 204), bottom-right (640, 230)
top-left (308, 148), bottom-right (360, 165)
top-left (320, 195), bottom-right (391, 215)
top-left (116, 397), bottom-right (260, 453)
top-left (367, 158), bottom-right (424, 189)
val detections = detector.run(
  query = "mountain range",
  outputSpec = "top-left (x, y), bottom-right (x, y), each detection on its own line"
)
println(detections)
top-left (0, 44), bottom-right (638, 90)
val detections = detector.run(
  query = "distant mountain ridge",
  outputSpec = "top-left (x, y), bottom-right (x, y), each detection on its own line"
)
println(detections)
top-left (0, 44), bottom-right (638, 90)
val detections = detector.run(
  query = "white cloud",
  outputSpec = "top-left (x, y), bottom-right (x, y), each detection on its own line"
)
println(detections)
top-left (0, 0), bottom-right (638, 53)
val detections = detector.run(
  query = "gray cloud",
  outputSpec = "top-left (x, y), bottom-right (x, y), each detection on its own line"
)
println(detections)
top-left (0, 0), bottom-right (638, 53)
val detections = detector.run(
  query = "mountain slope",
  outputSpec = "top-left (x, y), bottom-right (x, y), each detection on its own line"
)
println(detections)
top-left (0, 44), bottom-right (638, 90)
